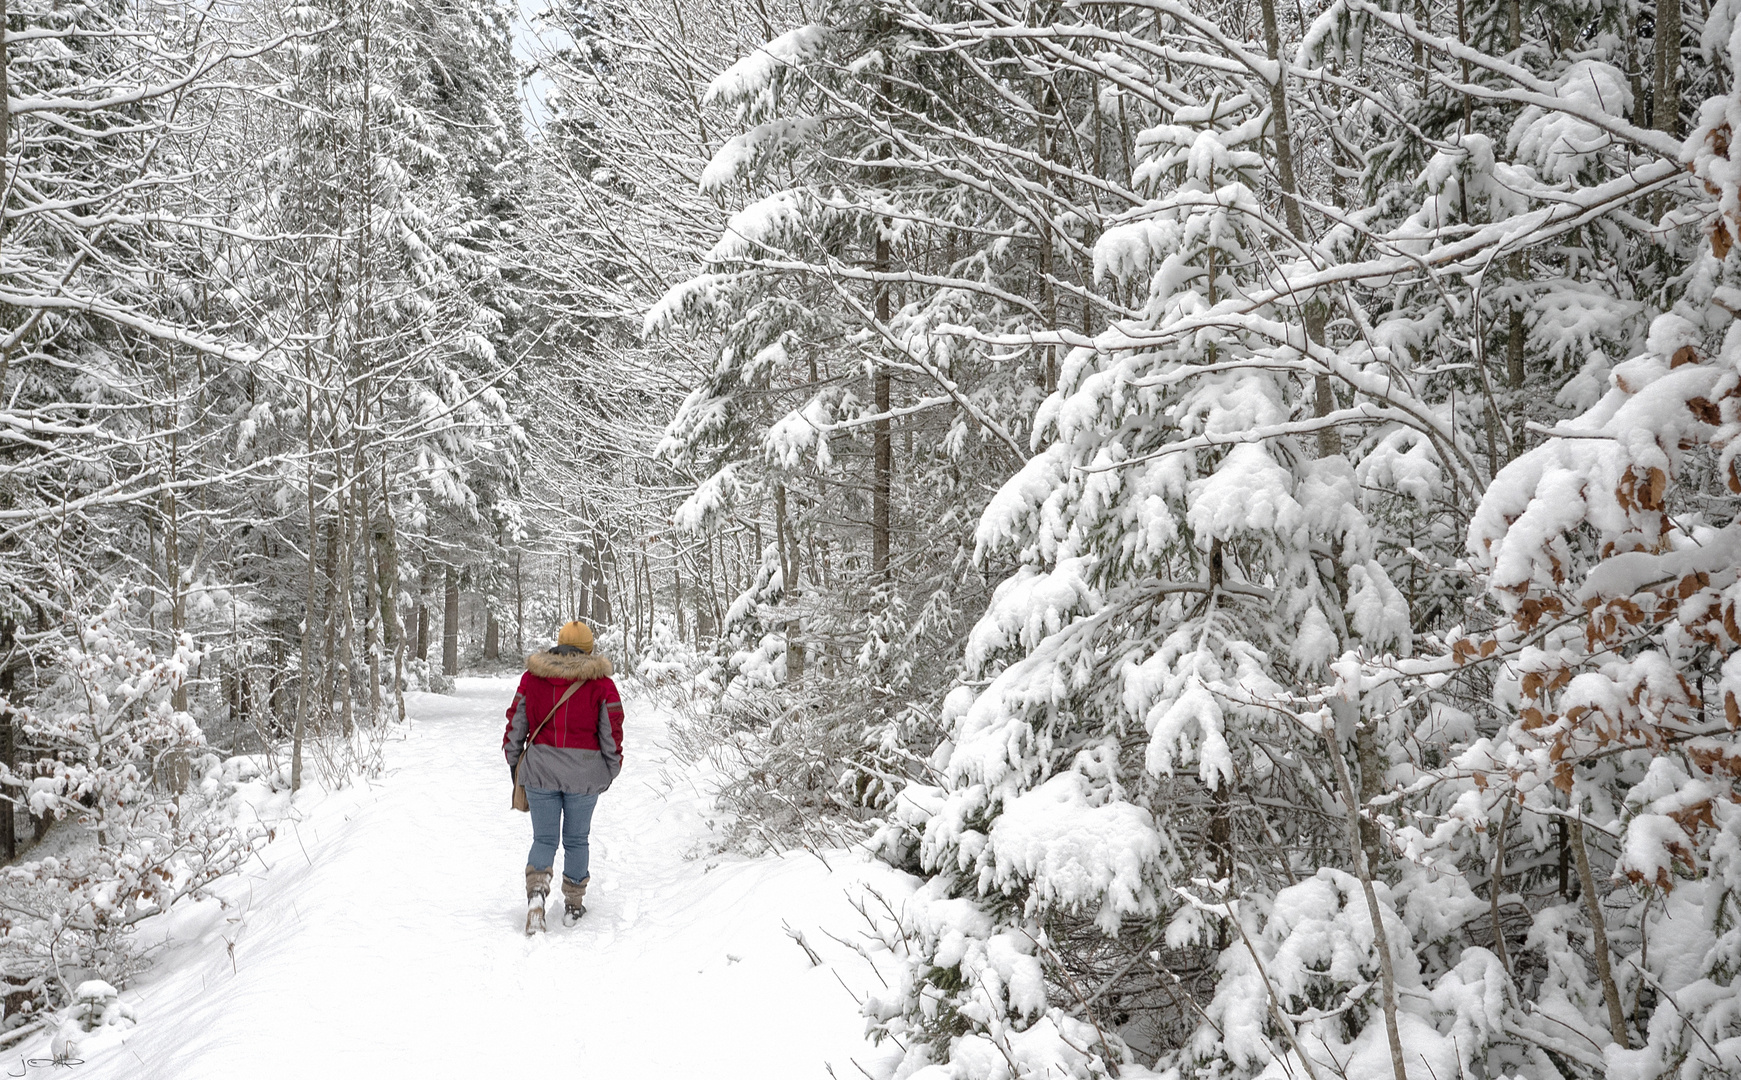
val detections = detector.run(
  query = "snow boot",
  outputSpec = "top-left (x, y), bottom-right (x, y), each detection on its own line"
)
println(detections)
top-left (561, 875), bottom-right (589, 927)
top-left (525, 865), bottom-right (553, 936)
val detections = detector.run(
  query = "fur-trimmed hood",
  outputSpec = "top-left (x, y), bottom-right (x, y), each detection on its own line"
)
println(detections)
top-left (526, 648), bottom-right (613, 682)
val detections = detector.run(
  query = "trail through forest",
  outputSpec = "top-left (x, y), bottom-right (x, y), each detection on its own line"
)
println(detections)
top-left (21, 678), bottom-right (897, 1079)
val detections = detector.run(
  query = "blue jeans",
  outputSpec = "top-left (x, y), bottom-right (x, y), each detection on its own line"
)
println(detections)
top-left (526, 788), bottom-right (599, 884)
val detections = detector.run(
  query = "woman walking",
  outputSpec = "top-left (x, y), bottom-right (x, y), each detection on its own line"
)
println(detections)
top-left (503, 620), bottom-right (625, 933)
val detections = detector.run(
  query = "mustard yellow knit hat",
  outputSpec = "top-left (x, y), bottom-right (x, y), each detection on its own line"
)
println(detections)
top-left (557, 621), bottom-right (594, 653)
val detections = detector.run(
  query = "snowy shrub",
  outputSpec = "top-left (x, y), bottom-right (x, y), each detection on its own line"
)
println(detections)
top-left (0, 595), bottom-right (260, 1018)
top-left (68, 980), bottom-right (134, 1033)
top-left (632, 618), bottom-right (710, 691)
top-left (668, 679), bottom-right (880, 855)
top-left (665, 547), bottom-right (962, 855)
top-left (403, 658), bottom-right (454, 696)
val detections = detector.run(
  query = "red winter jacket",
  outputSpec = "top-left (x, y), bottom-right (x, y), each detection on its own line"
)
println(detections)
top-left (503, 648), bottom-right (625, 795)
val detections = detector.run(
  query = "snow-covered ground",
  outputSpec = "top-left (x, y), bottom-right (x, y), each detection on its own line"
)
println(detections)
top-left (22, 676), bottom-right (905, 1079)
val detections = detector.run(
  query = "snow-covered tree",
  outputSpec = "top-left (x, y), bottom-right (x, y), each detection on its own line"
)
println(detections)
top-left (857, 1), bottom-right (1741, 1078)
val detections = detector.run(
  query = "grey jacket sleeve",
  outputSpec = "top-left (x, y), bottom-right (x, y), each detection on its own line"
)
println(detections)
top-left (597, 699), bottom-right (622, 780)
top-left (505, 694), bottom-right (528, 777)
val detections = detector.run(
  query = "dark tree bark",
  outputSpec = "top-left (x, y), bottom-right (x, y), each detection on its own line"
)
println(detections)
top-left (0, 619), bottom-right (15, 864)
top-left (873, 232), bottom-right (892, 583)
top-left (443, 564), bottom-right (460, 676)
top-left (415, 558), bottom-right (431, 662)
top-left (376, 522), bottom-right (397, 648)
top-left (674, 562), bottom-right (687, 641)
top-left (1654, 0), bottom-right (1682, 136)
top-left (514, 549), bottom-right (525, 655)
top-left (590, 536), bottom-right (612, 627)
top-left (776, 485), bottom-right (804, 680)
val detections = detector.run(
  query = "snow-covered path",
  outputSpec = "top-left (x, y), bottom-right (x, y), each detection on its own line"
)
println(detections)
top-left (48, 677), bottom-right (900, 1080)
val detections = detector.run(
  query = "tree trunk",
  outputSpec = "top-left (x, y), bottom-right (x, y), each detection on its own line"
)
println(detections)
top-left (484, 608), bottom-right (500, 661)
top-left (631, 547), bottom-right (643, 658)
top-left (696, 543), bottom-right (716, 639)
top-left (1572, 816), bottom-right (1630, 1047)
top-left (380, 465), bottom-right (406, 723)
top-left (1507, 254), bottom-right (1526, 396)
top-left (415, 558), bottom-right (431, 662)
top-left (336, 489), bottom-right (358, 738)
top-left (376, 504), bottom-right (397, 650)
top-left (644, 550), bottom-right (657, 641)
top-left (1325, 712), bottom-right (1409, 1080)
top-left (294, 382), bottom-right (318, 792)
top-left (162, 406), bottom-right (187, 715)
top-left (873, 231), bottom-right (892, 583)
top-left (1257, 0), bottom-right (1337, 459)
top-left (0, 0), bottom-right (8, 388)
top-left (0, 619), bottom-right (16, 864)
top-left (1488, 799), bottom-right (1514, 979)
top-left (592, 536), bottom-right (612, 627)
top-left (514, 549), bottom-right (525, 656)
top-left (0, 18), bottom-right (11, 823)
top-left (872, 67), bottom-right (895, 585)
top-left (1654, 0), bottom-right (1682, 136)
top-left (776, 485), bottom-right (804, 680)
top-left (565, 540), bottom-right (577, 620)
top-left (443, 564), bottom-right (460, 676)
top-left (1355, 722), bottom-right (1386, 871)
top-left (319, 497), bottom-right (342, 729)
top-left (675, 561), bottom-right (686, 641)
top-left (361, 477), bottom-right (382, 725)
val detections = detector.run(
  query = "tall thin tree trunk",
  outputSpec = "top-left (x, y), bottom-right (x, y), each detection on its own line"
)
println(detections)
top-left (873, 230), bottom-right (892, 583)
top-left (1258, 0), bottom-right (1335, 459)
top-left (1326, 713), bottom-right (1408, 1080)
top-left (674, 561), bottom-right (686, 641)
top-left (631, 547), bottom-right (643, 658)
top-left (415, 557), bottom-right (431, 663)
top-left (776, 485), bottom-right (804, 679)
top-left (163, 349), bottom-right (188, 714)
top-left (1654, 0), bottom-right (1682, 136)
top-left (1572, 816), bottom-right (1630, 1047)
top-left (443, 565), bottom-right (460, 676)
top-left (697, 541), bottom-right (717, 639)
top-left (1267, 1), bottom-right (1393, 1057)
top-left (1034, 74), bottom-right (1059, 394)
top-left (0, 24), bottom-right (14, 882)
top-left (594, 536), bottom-right (612, 627)
top-left (872, 69), bottom-right (894, 587)
top-left (361, 470), bottom-right (381, 725)
top-left (294, 379), bottom-right (318, 792)
top-left (645, 550), bottom-right (657, 641)
top-left (0, 0), bottom-right (11, 395)
top-left (1507, 254), bottom-right (1526, 395)
top-left (336, 489), bottom-right (358, 738)
top-left (1488, 799), bottom-right (1514, 978)
top-left (514, 549), bottom-right (525, 656)
top-left (0, 619), bottom-right (16, 864)
top-left (566, 541), bottom-right (577, 620)
top-left (379, 464), bottom-right (406, 722)
top-left (319, 493), bottom-right (342, 729)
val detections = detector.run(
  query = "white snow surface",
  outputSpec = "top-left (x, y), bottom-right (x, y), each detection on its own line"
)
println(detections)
top-left (31, 677), bottom-right (903, 1078)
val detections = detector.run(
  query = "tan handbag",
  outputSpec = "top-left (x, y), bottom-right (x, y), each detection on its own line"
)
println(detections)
top-left (512, 680), bottom-right (584, 812)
